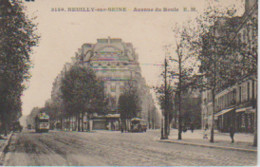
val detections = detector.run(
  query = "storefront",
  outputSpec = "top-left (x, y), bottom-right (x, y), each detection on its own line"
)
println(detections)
top-left (105, 114), bottom-right (120, 131)
top-left (92, 116), bottom-right (107, 130)
top-left (236, 107), bottom-right (255, 133)
top-left (215, 108), bottom-right (235, 132)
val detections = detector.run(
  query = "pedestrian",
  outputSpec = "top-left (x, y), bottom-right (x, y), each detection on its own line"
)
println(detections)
top-left (229, 125), bottom-right (235, 143)
top-left (203, 124), bottom-right (208, 139)
top-left (183, 126), bottom-right (187, 133)
top-left (190, 123), bottom-right (194, 133)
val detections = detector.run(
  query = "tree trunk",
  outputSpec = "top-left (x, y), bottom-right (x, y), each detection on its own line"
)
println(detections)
top-left (68, 116), bottom-right (71, 131)
top-left (81, 112), bottom-right (84, 132)
top-left (124, 119), bottom-right (127, 132)
top-left (87, 114), bottom-right (91, 131)
top-left (60, 116), bottom-right (63, 130)
top-left (2, 115), bottom-right (7, 137)
top-left (164, 112), bottom-right (168, 139)
top-left (77, 113), bottom-right (80, 131)
top-left (161, 117), bottom-right (164, 139)
top-left (76, 114), bottom-right (78, 131)
top-left (152, 117), bottom-right (155, 129)
top-left (178, 116), bottom-right (182, 140)
top-left (210, 89), bottom-right (215, 143)
top-left (175, 111), bottom-right (177, 129)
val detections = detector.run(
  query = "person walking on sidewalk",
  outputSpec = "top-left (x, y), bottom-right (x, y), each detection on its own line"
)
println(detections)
top-left (229, 125), bottom-right (235, 143)
top-left (190, 123), bottom-right (194, 133)
top-left (203, 124), bottom-right (208, 139)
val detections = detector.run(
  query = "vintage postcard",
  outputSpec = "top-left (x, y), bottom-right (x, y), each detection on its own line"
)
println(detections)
top-left (0, 0), bottom-right (257, 166)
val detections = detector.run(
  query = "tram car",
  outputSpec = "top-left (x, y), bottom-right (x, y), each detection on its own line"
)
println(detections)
top-left (35, 112), bottom-right (50, 133)
top-left (129, 118), bottom-right (147, 132)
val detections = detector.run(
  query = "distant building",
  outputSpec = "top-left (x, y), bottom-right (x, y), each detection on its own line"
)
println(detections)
top-left (201, 0), bottom-right (257, 133)
top-left (75, 37), bottom-right (157, 130)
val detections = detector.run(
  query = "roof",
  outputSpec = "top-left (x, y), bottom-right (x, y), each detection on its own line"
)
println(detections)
top-left (37, 112), bottom-right (49, 119)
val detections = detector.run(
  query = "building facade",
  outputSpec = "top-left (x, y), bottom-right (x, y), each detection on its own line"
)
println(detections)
top-left (75, 37), bottom-right (157, 130)
top-left (201, 0), bottom-right (257, 133)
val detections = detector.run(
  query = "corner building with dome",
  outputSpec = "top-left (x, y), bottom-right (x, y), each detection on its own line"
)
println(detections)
top-left (75, 37), bottom-right (157, 130)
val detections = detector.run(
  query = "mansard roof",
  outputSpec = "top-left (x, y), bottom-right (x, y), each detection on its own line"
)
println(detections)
top-left (80, 37), bottom-right (136, 62)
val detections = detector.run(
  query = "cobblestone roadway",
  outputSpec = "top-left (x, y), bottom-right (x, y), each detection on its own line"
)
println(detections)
top-left (4, 130), bottom-right (257, 166)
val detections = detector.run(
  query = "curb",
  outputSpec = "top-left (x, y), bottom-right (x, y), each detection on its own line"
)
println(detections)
top-left (0, 132), bottom-right (14, 165)
top-left (158, 139), bottom-right (257, 153)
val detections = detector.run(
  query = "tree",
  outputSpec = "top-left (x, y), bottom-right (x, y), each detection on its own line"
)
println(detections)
top-left (60, 65), bottom-right (106, 131)
top-left (50, 73), bottom-right (68, 130)
top-left (154, 54), bottom-right (177, 139)
top-left (165, 23), bottom-right (199, 140)
top-left (40, 99), bottom-right (59, 130)
top-left (155, 82), bottom-right (175, 139)
top-left (180, 90), bottom-right (202, 130)
top-left (0, 0), bottom-right (39, 135)
top-left (26, 107), bottom-right (41, 128)
top-left (118, 79), bottom-right (141, 132)
top-left (186, 5), bottom-right (246, 143)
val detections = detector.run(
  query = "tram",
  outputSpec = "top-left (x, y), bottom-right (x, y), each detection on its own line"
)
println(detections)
top-left (35, 112), bottom-right (50, 133)
top-left (129, 118), bottom-right (147, 132)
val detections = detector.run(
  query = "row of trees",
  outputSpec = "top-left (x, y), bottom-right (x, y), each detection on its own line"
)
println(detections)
top-left (157, 4), bottom-right (257, 143)
top-left (0, 0), bottom-right (39, 135)
top-left (27, 65), bottom-right (108, 131)
top-left (27, 63), bottom-right (145, 132)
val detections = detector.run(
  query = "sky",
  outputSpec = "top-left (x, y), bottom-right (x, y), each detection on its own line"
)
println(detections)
top-left (21, 0), bottom-right (244, 116)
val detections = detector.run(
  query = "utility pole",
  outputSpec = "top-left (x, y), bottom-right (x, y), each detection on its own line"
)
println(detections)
top-left (164, 58), bottom-right (169, 139)
top-left (178, 50), bottom-right (182, 140)
top-left (210, 30), bottom-right (217, 143)
top-left (161, 57), bottom-right (169, 139)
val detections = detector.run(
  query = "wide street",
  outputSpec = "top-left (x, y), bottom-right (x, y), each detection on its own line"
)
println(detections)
top-left (3, 130), bottom-right (257, 166)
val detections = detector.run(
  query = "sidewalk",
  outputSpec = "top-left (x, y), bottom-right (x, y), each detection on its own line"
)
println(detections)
top-left (0, 132), bottom-right (13, 165)
top-left (160, 129), bottom-right (257, 152)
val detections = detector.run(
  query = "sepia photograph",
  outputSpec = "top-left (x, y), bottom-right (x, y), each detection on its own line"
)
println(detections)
top-left (0, 0), bottom-right (258, 166)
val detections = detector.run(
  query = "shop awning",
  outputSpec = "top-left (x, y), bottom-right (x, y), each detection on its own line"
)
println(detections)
top-left (105, 114), bottom-right (120, 118)
top-left (236, 106), bottom-right (255, 113)
top-left (246, 108), bottom-right (256, 114)
top-left (215, 108), bottom-right (234, 117)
